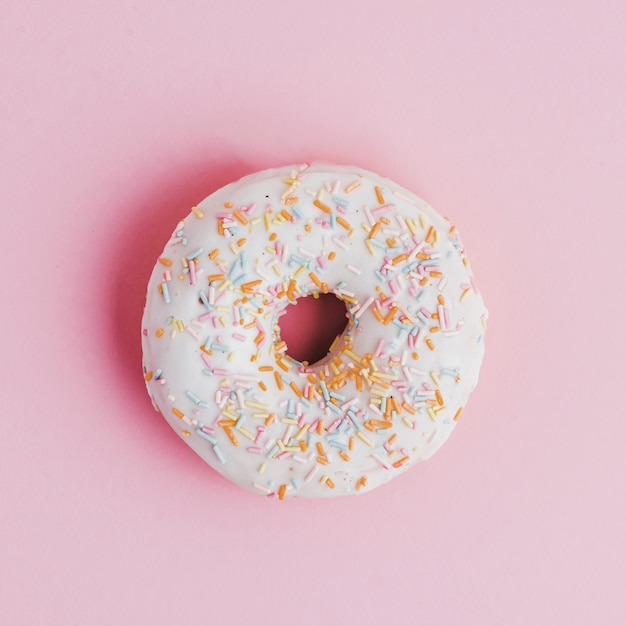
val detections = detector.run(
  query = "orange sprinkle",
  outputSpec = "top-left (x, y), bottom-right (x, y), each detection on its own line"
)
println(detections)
top-left (224, 202), bottom-right (233, 208)
top-left (265, 414), bottom-right (276, 426)
top-left (155, 328), bottom-right (164, 337)
top-left (208, 273), bottom-right (225, 282)
top-left (275, 358), bottom-right (289, 372)
top-left (278, 484), bottom-right (287, 500)
top-left (425, 225), bottom-right (436, 243)
top-left (304, 223), bottom-right (312, 233)
top-left (435, 389), bottom-right (444, 406)
top-left (280, 209), bottom-right (292, 221)
top-left (392, 253), bottom-right (409, 265)
top-left (429, 326), bottom-right (440, 333)
top-left (317, 456), bottom-right (330, 465)
top-left (209, 248), bottom-right (220, 260)
top-left (325, 477), bottom-right (335, 489)
top-left (284, 196), bottom-right (299, 205)
top-left (368, 222), bottom-right (382, 239)
top-left (316, 442), bottom-right (326, 457)
top-left (254, 332), bottom-right (265, 345)
top-left (328, 251), bottom-right (336, 260)
top-left (233, 209), bottom-right (248, 225)
top-left (425, 337), bottom-right (435, 351)
top-left (223, 426), bottom-right (239, 446)
top-left (336, 216), bottom-right (351, 230)
top-left (383, 307), bottom-right (398, 325)
top-left (375, 185), bottom-right (385, 204)
top-left (454, 407), bottom-right (463, 421)
top-left (217, 220), bottom-right (224, 236)
top-left (313, 199), bottom-right (332, 214)
top-left (345, 180), bottom-right (362, 193)
top-left (289, 381), bottom-right (303, 397)
top-left (437, 295), bottom-right (445, 305)
top-left (258, 381), bottom-right (267, 391)
top-left (392, 455), bottom-right (410, 468)
top-left (339, 451), bottom-right (351, 462)
top-left (241, 279), bottom-right (262, 292)
top-left (402, 401), bottom-right (416, 415)
top-left (237, 238), bottom-right (247, 247)
top-left (309, 272), bottom-right (322, 288)
top-left (356, 476), bottom-right (367, 491)
top-left (158, 257), bottom-right (172, 266)
top-left (274, 371), bottom-right (284, 390)
top-left (258, 365), bottom-right (273, 372)
top-left (317, 419), bottom-right (325, 436)
top-left (172, 407), bottom-right (184, 419)
top-left (144, 371), bottom-right (153, 381)
top-left (349, 436), bottom-right (355, 451)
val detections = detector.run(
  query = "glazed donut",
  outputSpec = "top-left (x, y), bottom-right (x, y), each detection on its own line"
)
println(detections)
top-left (141, 163), bottom-right (487, 498)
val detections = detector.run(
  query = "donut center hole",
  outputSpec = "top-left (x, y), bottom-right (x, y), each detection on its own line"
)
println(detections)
top-left (279, 294), bottom-right (349, 365)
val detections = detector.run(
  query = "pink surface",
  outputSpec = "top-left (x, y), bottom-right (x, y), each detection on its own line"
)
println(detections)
top-left (1, 1), bottom-right (625, 624)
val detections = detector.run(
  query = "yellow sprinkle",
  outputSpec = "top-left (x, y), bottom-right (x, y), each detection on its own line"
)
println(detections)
top-left (356, 431), bottom-right (374, 447)
top-left (345, 180), bottom-right (362, 193)
top-left (191, 206), bottom-right (205, 218)
top-left (258, 463), bottom-right (267, 474)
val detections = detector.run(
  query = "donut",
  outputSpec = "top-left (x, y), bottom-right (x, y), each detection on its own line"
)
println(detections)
top-left (141, 163), bottom-right (487, 498)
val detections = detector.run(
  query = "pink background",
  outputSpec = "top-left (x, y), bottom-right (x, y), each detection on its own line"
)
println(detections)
top-left (1, 1), bottom-right (625, 624)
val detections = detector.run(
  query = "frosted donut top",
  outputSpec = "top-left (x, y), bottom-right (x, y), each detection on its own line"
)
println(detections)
top-left (141, 163), bottom-right (487, 498)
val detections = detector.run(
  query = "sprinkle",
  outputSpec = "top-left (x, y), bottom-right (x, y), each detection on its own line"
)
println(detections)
top-left (345, 180), bottom-right (362, 193)
top-left (161, 282), bottom-right (171, 303)
top-left (375, 186), bottom-right (385, 204)
top-left (159, 257), bottom-right (173, 266)
top-left (313, 199), bottom-right (332, 214)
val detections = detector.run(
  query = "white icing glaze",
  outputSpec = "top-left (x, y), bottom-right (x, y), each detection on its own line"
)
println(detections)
top-left (141, 163), bottom-right (487, 498)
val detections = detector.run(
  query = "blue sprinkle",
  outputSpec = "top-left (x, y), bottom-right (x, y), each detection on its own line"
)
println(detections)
top-left (201, 369), bottom-right (212, 376)
top-left (328, 440), bottom-right (348, 451)
top-left (204, 337), bottom-right (213, 350)
top-left (329, 391), bottom-right (346, 401)
top-left (153, 368), bottom-right (162, 380)
top-left (213, 444), bottom-right (226, 464)
top-left (161, 282), bottom-right (171, 303)
top-left (196, 429), bottom-right (217, 444)
top-left (291, 206), bottom-right (303, 219)
top-left (186, 390), bottom-right (201, 404)
top-left (267, 444), bottom-right (279, 458)
top-left (199, 291), bottom-right (211, 309)
top-left (291, 478), bottom-right (300, 490)
top-left (212, 343), bottom-right (231, 352)
top-left (320, 380), bottom-right (330, 401)
top-left (326, 401), bottom-right (341, 414)
top-left (186, 248), bottom-right (204, 261)
top-left (332, 196), bottom-right (348, 207)
top-left (182, 238), bottom-right (188, 246)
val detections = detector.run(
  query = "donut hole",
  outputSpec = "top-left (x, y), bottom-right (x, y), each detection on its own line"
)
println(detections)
top-left (278, 294), bottom-right (349, 365)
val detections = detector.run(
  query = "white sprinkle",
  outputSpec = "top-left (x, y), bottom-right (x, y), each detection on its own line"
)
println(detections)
top-left (346, 264), bottom-right (362, 275)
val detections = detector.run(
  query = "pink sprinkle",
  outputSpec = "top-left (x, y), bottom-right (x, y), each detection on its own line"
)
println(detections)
top-left (189, 260), bottom-right (196, 285)
top-left (233, 333), bottom-right (246, 341)
top-left (277, 451), bottom-right (291, 460)
top-left (375, 339), bottom-right (385, 358)
top-left (247, 447), bottom-right (263, 454)
top-left (213, 368), bottom-right (229, 376)
top-left (371, 203), bottom-right (396, 215)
